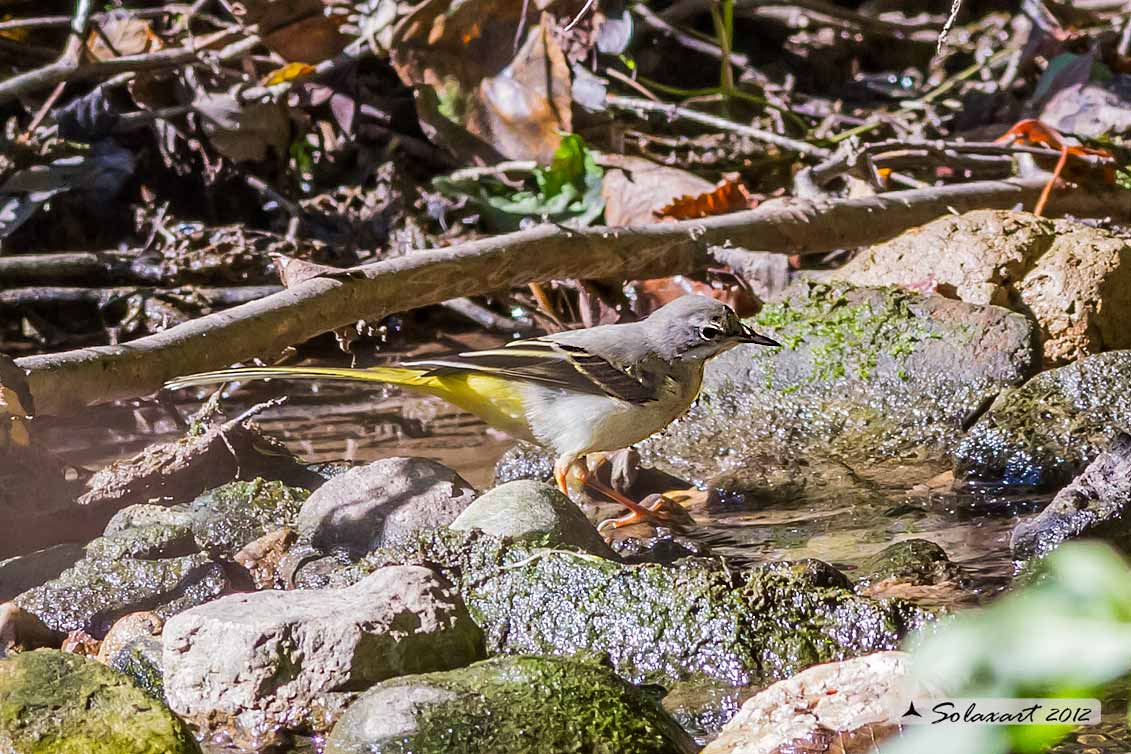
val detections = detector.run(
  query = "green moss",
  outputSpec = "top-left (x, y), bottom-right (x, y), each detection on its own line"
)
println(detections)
top-left (344, 529), bottom-right (924, 687)
top-left (0, 650), bottom-right (200, 754)
top-left (190, 478), bottom-right (309, 557)
top-left (327, 656), bottom-right (694, 754)
top-left (754, 281), bottom-right (936, 386)
top-left (106, 638), bottom-right (164, 703)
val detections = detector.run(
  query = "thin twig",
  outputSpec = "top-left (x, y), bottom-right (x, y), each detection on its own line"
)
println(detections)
top-left (606, 93), bottom-right (829, 157)
top-left (0, 0), bottom-right (93, 105)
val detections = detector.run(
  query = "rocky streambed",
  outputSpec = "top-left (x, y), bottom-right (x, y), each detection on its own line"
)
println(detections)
top-left (4, 210), bottom-right (1131, 754)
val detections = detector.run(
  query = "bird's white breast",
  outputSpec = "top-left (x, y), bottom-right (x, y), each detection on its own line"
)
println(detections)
top-left (519, 363), bottom-right (703, 457)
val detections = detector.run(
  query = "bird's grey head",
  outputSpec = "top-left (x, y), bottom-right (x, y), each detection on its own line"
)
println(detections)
top-left (646, 294), bottom-right (780, 362)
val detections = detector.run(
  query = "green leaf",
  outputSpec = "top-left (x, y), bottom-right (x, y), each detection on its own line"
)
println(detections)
top-left (433, 133), bottom-right (605, 231)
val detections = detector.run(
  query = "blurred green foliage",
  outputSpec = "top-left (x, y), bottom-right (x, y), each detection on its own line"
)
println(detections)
top-left (885, 542), bottom-right (1131, 754)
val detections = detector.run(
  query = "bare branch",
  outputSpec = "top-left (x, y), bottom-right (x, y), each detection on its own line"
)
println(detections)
top-left (18, 173), bottom-right (1128, 417)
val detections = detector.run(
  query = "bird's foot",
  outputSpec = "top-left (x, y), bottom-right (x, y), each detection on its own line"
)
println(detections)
top-left (597, 493), bottom-right (675, 531)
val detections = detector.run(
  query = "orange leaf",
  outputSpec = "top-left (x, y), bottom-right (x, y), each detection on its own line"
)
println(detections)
top-left (655, 176), bottom-right (756, 220)
top-left (262, 62), bottom-right (316, 86)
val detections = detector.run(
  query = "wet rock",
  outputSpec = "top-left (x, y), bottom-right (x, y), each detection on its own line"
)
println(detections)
top-left (190, 478), bottom-right (309, 558)
top-left (96, 611), bottom-right (163, 664)
top-left (954, 350), bottom-right (1131, 488)
top-left (854, 540), bottom-right (965, 590)
top-left (493, 440), bottom-right (554, 485)
top-left (831, 210), bottom-right (1131, 365)
top-left (14, 523), bottom-right (227, 637)
top-left (324, 655), bottom-right (696, 754)
top-left (450, 479), bottom-right (616, 558)
top-left (0, 649), bottom-right (200, 754)
top-left (104, 503), bottom-right (193, 534)
top-left (85, 522), bottom-right (198, 560)
top-left (1011, 434), bottom-right (1131, 559)
top-left (639, 281), bottom-right (1037, 487)
top-left (701, 651), bottom-right (914, 754)
top-left (340, 529), bottom-right (925, 687)
top-left (163, 564), bottom-right (483, 745)
top-left (0, 544), bottom-right (84, 601)
top-left (297, 457), bottom-right (477, 555)
top-left (106, 636), bottom-right (165, 702)
top-left (234, 527), bottom-right (298, 588)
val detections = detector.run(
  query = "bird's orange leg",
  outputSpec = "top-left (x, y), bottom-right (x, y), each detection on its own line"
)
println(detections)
top-left (554, 455), bottom-right (666, 527)
top-left (572, 457), bottom-right (667, 528)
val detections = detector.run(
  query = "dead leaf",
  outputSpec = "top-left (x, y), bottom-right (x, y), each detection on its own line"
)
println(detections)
top-left (219, 0), bottom-right (348, 63)
top-left (392, 0), bottom-right (582, 163)
top-left (194, 93), bottom-right (291, 163)
top-left (631, 277), bottom-right (760, 317)
top-left (600, 155), bottom-right (714, 226)
top-left (85, 14), bottom-right (161, 62)
top-left (656, 175), bottom-right (756, 220)
top-left (270, 252), bottom-right (339, 286)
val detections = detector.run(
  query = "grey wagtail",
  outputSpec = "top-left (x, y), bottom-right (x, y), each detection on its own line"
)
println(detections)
top-left (166, 295), bottom-right (781, 524)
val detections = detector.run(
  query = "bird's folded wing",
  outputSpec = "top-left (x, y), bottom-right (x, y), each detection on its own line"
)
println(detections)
top-left (404, 339), bottom-right (657, 404)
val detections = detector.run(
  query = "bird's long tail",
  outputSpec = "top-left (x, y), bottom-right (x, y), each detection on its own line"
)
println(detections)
top-left (164, 365), bottom-right (435, 392)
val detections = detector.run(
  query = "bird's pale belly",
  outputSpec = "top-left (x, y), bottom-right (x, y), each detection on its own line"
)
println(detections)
top-left (519, 366), bottom-right (703, 457)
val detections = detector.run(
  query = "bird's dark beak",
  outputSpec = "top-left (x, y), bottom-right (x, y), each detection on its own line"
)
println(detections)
top-left (738, 323), bottom-right (781, 347)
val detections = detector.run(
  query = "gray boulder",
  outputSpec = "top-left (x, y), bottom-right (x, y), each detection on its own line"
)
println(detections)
top-left (450, 479), bottom-right (616, 558)
top-left (955, 350), bottom-right (1131, 488)
top-left (297, 457), bottom-right (477, 554)
top-left (0, 649), bottom-right (200, 754)
top-left (1012, 433), bottom-right (1131, 559)
top-left (638, 281), bottom-right (1037, 487)
top-left (325, 655), bottom-right (696, 754)
top-left (162, 564), bottom-right (483, 744)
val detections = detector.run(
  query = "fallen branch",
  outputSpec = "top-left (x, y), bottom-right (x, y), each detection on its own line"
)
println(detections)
top-left (15, 173), bottom-right (1127, 416)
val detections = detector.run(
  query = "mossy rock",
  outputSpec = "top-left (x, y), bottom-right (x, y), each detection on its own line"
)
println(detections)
top-left (0, 649), bottom-right (200, 754)
top-left (338, 529), bottom-right (925, 687)
top-left (638, 281), bottom-right (1036, 486)
top-left (15, 523), bottom-right (227, 636)
top-left (854, 539), bottom-right (965, 589)
top-left (106, 637), bottom-right (165, 702)
top-left (190, 478), bottom-right (309, 558)
top-left (324, 655), bottom-right (695, 754)
top-left (954, 350), bottom-right (1131, 488)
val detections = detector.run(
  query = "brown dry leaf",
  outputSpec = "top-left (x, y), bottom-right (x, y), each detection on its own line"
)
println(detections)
top-left (194, 93), bottom-right (291, 163)
top-left (270, 252), bottom-right (338, 286)
top-left (391, 1), bottom-right (581, 163)
top-left (220, 0), bottom-right (348, 63)
top-left (85, 14), bottom-right (161, 62)
top-left (656, 175), bottom-right (756, 220)
top-left (632, 276), bottom-right (760, 317)
top-left (600, 155), bottom-right (714, 226)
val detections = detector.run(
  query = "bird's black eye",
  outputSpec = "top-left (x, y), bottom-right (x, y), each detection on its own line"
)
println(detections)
top-left (699, 326), bottom-right (722, 340)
